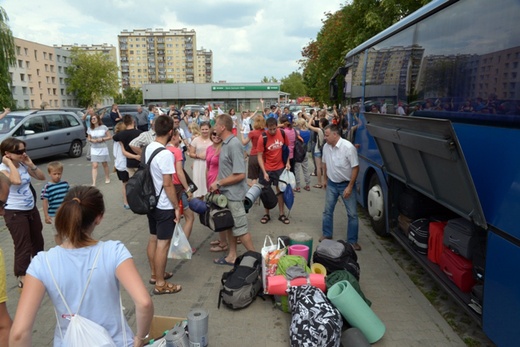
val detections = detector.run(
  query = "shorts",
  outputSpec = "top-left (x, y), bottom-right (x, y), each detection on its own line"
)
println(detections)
top-left (147, 208), bottom-right (175, 240)
top-left (116, 169), bottom-right (129, 183)
top-left (174, 184), bottom-right (189, 209)
top-left (314, 151), bottom-right (322, 158)
top-left (247, 154), bottom-right (260, 180)
top-left (227, 200), bottom-right (248, 237)
top-left (258, 168), bottom-right (284, 187)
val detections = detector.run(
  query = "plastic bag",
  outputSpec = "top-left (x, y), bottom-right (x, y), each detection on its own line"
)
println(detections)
top-left (63, 314), bottom-right (117, 347)
top-left (261, 236), bottom-right (287, 293)
top-left (168, 223), bottom-right (192, 259)
top-left (278, 169), bottom-right (296, 192)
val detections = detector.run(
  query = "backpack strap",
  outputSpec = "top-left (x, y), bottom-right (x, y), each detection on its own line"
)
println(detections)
top-left (146, 146), bottom-right (166, 198)
top-left (262, 132), bottom-right (268, 152)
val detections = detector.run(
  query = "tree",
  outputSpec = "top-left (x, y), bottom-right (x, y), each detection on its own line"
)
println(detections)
top-left (0, 7), bottom-right (16, 108)
top-left (114, 87), bottom-right (143, 104)
top-left (280, 72), bottom-right (307, 99)
top-left (66, 48), bottom-right (120, 107)
top-left (261, 76), bottom-right (278, 83)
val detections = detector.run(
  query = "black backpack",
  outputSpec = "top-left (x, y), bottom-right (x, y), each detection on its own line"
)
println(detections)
top-left (125, 147), bottom-right (165, 214)
top-left (293, 129), bottom-right (307, 163)
top-left (218, 251), bottom-right (263, 310)
top-left (313, 239), bottom-right (360, 280)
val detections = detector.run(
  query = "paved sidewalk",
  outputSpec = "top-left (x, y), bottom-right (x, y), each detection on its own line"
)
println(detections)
top-left (1, 175), bottom-right (465, 346)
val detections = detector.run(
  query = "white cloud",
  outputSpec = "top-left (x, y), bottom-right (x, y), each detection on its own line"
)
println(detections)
top-left (2, 0), bottom-right (343, 82)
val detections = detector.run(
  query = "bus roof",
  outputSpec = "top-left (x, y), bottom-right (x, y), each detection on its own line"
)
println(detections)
top-left (345, 0), bottom-right (453, 59)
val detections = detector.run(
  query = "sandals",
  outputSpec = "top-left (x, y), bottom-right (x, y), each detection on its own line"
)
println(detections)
top-left (278, 215), bottom-right (290, 224)
top-left (210, 240), bottom-right (221, 246)
top-left (149, 272), bottom-right (173, 285)
top-left (313, 184), bottom-right (323, 188)
top-left (293, 187), bottom-right (301, 193)
top-left (153, 282), bottom-right (182, 295)
top-left (210, 242), bottom-right (229, 252)
top-left (303, 186), bottom-right (311, 191)
top-left (260, 214), bottom-right (271, 224)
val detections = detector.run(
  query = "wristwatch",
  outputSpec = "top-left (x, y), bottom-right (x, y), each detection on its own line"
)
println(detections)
top-left (216, 181), bottom-right (221, 189)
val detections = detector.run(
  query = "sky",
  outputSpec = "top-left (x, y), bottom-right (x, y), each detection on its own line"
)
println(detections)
top-left (2, 0), bottom-right (344, 83)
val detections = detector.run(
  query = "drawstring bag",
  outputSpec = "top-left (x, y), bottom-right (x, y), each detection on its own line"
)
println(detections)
top-left (260, 185), bottom-right (277, 210)
top-left (46, 244), bottom-right (126, 347)
top-left (278, 170), bottom-right (296, 192)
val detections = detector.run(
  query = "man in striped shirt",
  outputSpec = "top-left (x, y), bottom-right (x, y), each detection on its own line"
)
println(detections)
top-left (40, 161), bottom-right (69, 245)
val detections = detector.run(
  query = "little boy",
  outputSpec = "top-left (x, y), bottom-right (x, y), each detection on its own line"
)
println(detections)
top-left (41, 161), bottom-right (70, 245)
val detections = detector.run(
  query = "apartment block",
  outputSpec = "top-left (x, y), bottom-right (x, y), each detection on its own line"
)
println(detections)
top-left (196, 48), bottom-right (213, 83)
top-left (10, 37), bottom-right (77, 109)
top-left (118, 28), bottom-right (213, 89)
top-left (55, 43), bottom-right (118, 65)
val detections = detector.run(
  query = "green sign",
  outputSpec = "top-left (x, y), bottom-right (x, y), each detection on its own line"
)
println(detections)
top-left (211, 85), bottom-right (280, 91)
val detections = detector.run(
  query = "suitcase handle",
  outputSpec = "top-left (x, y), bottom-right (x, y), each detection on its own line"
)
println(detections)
top-left (442, 266), bottom-right (453, 278)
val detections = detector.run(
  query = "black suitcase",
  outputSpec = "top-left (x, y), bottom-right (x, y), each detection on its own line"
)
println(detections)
top-left (398, 189), bottom-right (448, 220)
top-left (313, 240), bottom-right (360, 280)
top-left (408, 218), bottom-right (430, 255)
top-left (443, 218), bottom-right (475, 259)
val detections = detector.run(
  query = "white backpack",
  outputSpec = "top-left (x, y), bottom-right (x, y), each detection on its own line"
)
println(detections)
top-left (46, 243), bottom-right (127, 347)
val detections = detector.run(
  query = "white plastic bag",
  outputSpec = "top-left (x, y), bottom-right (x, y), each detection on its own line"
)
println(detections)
top-left (63, 314), bottom-right (117, 347)
top-left (261, 236), bottom-right (287, 293)
top-left (279, 169), bottom-right (295, 192)
top-left (168, 223), bottom-right (192, 259)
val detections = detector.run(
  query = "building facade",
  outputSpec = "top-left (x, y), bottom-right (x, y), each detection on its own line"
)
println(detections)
top-left (196, 48), bottom-right (213, 83)
top-left (118, 28), bottom-right (213, 89)
top-left (10, 38), bottom-right (78, 109)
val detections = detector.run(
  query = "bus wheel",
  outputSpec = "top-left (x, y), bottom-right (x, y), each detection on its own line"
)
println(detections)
top-left (367, 174), bottom-right (387, 236)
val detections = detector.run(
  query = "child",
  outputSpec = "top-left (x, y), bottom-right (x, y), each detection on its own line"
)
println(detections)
top-left (188, 122), bottom-right (201, 143)
top-left (112, 122), bottom-right (132, 209)
top-left (41, 161), bottom-right (70, 245)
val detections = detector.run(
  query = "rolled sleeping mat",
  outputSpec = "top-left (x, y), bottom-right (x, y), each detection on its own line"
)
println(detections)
top-left (327, 280), bottom-right (385, 344)
top-left (245, 184), bottom-right (262, 205)
top-left (311, 263), bottom-right (327, 276)
top-left (288, 245), bottom-right (310, 262)
top-left (188, 198), bottom-right (207, 215)
top-left (267, 274), bottom-right (326, 296)
top-left (340, 327), bottom-right (371, 347)
top-left (206, 193), bottom-right (228, 208)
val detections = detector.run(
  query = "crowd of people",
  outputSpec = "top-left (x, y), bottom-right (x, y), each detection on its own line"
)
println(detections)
top-left (0, 101), bottom-right (362, 345)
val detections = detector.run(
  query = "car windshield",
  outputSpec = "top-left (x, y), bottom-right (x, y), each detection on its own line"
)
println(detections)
top-left (0, 116), bottom-right (23, 134)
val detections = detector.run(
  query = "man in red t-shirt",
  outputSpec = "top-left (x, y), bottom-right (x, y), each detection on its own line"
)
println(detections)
top-left (257, 117), bottom-right (291, 224)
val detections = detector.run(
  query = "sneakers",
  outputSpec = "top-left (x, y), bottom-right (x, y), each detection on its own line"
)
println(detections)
top-left (123, 204), bottom-right (130, 210)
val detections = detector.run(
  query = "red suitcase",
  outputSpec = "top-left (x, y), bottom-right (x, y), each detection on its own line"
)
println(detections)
top-left (439, 247), bottom-right (475, 292)
top-left (428, 221), bottom-right (447, 264)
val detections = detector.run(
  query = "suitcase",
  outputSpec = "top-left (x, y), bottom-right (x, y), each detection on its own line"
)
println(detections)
top-left (398, 189), bottom-right (448, 220)
top-left (427, 221), bottom-right (446, 264)
top-left (443, 218), bottom-right (475, 259)
top-left (398, 214), bottom-right (412, 236)
top-left (408, 218), bottom-right (430, 255)
top-left (439, 247), bottom-right (475, 292)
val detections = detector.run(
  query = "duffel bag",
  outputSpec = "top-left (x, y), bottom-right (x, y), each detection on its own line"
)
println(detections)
top-left (313, 239), bottom-right (360, 280)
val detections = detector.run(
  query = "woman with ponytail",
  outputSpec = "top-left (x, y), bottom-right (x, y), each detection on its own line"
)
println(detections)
top-left (9, 186), bottom-right (154, 347)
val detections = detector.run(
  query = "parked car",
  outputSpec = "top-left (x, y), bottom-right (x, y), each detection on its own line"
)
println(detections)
top-left (95, 104), bottom-right (143, 129)
top-left (181, 104), bottom-right (205, 114)
top-left (0, 110), bottom-right (86, 160)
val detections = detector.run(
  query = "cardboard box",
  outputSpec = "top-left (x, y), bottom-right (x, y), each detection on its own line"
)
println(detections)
top-left (145, 315), bottom-right (187, 345)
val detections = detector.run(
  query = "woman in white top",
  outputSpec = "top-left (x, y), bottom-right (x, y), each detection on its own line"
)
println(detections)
top-left (87, 113), bottom-right (112, 186)
top-left (9, 186), bottom-right (154, 347)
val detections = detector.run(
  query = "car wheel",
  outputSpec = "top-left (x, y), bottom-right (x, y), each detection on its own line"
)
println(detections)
top-left (68, 140), bottom-right (83, 158)
top-left (367, 174), bottom-right (387, 236)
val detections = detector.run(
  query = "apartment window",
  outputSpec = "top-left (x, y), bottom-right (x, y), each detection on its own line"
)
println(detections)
top-left (58, 66), bottom-right (62, 73)
top-left (45, 64), bottom-right (49, 72)
top-left (26, 61), bottom-right (30, 69)
top-left (43, 52), bottom-right (47, 59)
top-left (51, 77), bottom-right (55, 84)
top-left (50, 65), bottom-right (54, 72)
top-left (38, 82), bottom-right (42, 89)
top-left (22, 87), bottom-right (27, 95)
top-left (24, 48), bottom-right (28, 55)
top-left (57, 55), bottom-right (61, 62)
top-left (60, 77), bottom-right (63, 84)
top-left (16, 46), bottom-right (21, 55)
top-left (31, 100), bottom-right (34, 108)
top-left (53, 88), bottom-right (57, 95)
top-left (18, 60), bottom-right (23, 68)
top-left (47, 88), bottom-right (51, 95)
top-left (61, 89), bottom-right (64, 95)
top-left (49, 53), bottom-right (53, 60)
top-left (63, 56), bottom-right (67, 63)
top-left (36, 69), bottom-right (40, 76)
top-left (30, 87), bottom-right (33, 95)
top-left (20, 73), bottom-right (25, 82)
top-left (46, 76), bottom-right (50, 83)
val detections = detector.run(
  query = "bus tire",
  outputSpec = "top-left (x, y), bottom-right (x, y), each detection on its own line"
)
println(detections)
top-left (367, 174), bottom-right (387, 236)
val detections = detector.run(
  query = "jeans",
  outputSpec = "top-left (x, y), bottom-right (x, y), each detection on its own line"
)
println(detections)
top-left (322, 178), bottom-right (359, 243)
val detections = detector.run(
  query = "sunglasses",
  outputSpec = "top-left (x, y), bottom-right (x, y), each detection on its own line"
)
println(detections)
top-left (10, 148), bottom-right (26, 155)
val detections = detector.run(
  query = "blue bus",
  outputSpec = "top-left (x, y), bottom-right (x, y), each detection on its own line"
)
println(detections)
top-left (330, 0), bottom-right (520, 345)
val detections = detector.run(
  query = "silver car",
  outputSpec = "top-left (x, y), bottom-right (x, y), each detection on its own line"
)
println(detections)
top-left (0, 110), bottom-right (86, 160)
